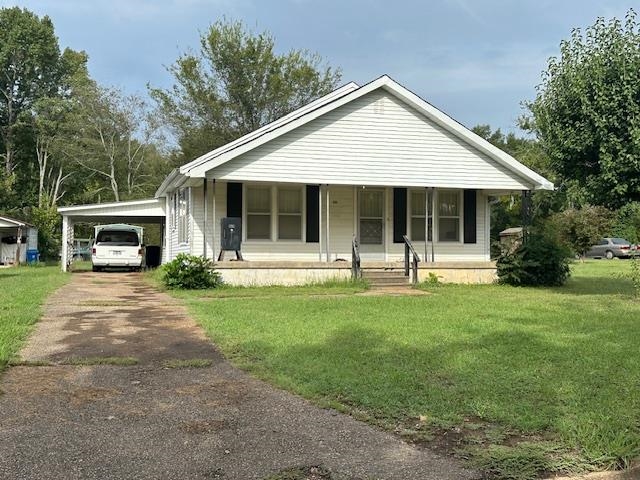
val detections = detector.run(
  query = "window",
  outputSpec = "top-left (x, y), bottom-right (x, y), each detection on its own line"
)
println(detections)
top-left (170, 193), bottom-right (177, 231)
top-left (410, 190), bottom-right (432, 242)
top-left (177, 188), bottom-right (190, 244)
top-left (247, 186), bottom-right (272, 240)
top-left (278, 188), bottom-right (302, 240)
top-left (438, 190), bottom-right (460, 242)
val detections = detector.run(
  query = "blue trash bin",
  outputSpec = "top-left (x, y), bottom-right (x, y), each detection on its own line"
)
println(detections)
top-left (26, 249), bottom-right (39, 264)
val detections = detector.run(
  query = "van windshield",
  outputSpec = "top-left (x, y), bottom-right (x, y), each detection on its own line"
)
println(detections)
top-left (96, 230), bottom-right (139, 246)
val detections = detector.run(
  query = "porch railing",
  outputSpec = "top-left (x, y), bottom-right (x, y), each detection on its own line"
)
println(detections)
top-left (402, 235), bottom-right (420, 285)
top-left (351, 236), bottom-right (361, 280)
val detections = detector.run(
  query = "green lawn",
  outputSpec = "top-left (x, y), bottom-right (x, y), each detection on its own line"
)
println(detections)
top-left (0, 265), bottom-right (68, 370)
top-left (168, 260), bottom-right (638, 479)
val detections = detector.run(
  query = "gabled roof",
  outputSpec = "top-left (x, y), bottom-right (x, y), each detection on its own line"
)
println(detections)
top-left (160, 75), bottom-right (553, 194)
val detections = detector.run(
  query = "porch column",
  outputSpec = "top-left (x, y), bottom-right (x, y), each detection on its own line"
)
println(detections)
top-left (430, 187), bottom-right (436, 262)
top-left (212, 180), bottom-right (217, 261)
top-left (521, 190), bottom-right (532, 243)
top-left (203, 178), bottom-right (208, 258)
top-left (424, 187), bottom-right (429, 263)
top-left (61, 216), bottom-right (69, 272)
top-left (318, 185), bottom-right (323, 262)
top-left (325, 185), bottom-right (330, 263)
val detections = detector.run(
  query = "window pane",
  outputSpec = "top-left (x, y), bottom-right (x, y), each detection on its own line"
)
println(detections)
top-left (439, 218), bottom-right (459, 242)
top-left (411, 217), bottom-right (425, 241)
top-left (278, 188), bottom-right (301, 214)
top-left (247, 187), bottom-right (271, 213)
top-left (411, 191), bottom-right (426, 216)
top-left (247, 214), bottom-right (271, 239)
top-left (360, 219), bottom-right (383, 244)
top-left (278, 215), bottom-right (301, 240)
top-left (360, 190), bottom-right (383, 218)
top-left (439, 191), bottom-right (459, 216)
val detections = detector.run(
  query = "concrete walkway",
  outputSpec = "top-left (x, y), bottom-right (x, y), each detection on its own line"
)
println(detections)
top-left (0, 272), bottom-right (478, 480)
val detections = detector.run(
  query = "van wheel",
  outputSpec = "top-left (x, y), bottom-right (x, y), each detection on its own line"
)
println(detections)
top-left (92, 266), bottom-right (100, 272)
top-left (605, 250), bottom-right (614, 260)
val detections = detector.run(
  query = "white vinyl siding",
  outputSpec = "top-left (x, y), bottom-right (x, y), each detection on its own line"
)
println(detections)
top-left (209, 90), bottom-right (531, 190)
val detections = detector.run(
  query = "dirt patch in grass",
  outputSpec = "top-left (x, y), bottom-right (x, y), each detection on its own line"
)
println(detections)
top-left (180, 419), bottom-right (227, 434)
top-left (69, 387), bottom-right (120, 406)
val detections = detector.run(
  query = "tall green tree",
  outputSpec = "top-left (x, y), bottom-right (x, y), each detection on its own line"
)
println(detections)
top-left (65, 82), bottom-right (171, 202)
top-left (0, 8), bottom-right (61, 189)
top-left (151, 19), bottom-right (342, 162)
top-left (524, 9), bottom-right (640, 208)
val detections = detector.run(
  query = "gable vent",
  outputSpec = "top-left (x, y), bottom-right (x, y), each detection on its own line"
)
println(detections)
top-left (373, 97), bottom-right (385, 114)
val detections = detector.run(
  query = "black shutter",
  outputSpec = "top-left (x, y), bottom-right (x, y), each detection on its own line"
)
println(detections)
top-left (393, 188), bottom-right (407, 243)
top-left (306, 185), bottom-right (320, 243)
top-left (227, 182), bottom-right (242, 218)
top-left (463, 189), bottom-right (477, 244)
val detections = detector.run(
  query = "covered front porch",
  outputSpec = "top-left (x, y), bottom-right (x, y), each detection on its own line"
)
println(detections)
top-left (185, 180), bottom-right (506, 284)
top-left (193, 180), bottom-right (501, 263)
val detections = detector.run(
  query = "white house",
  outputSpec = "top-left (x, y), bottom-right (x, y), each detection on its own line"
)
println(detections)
top-left (59, 75), bottom-right (553, 284)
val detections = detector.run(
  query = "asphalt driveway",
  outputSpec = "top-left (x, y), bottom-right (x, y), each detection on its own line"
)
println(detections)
top-left (0, 271), bottom-right (478, 480)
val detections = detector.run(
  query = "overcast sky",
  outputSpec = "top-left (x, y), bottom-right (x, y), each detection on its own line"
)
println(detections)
top-left (1, 0), bottom-right (634, 134)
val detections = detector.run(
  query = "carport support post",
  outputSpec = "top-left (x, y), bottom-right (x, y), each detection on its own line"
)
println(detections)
top-left (61, 216), bottom-right (69, 272)
top-left (521, 190), bottom-right (532, 243)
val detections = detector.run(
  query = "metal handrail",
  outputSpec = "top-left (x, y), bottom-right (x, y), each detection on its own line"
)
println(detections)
top-left (402, 235), bottom-right (420, 285)
top-left (351, 236), bottom-right (361, 279)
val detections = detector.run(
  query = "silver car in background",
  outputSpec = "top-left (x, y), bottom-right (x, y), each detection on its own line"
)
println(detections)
top-left (586, 238), bottom-right (636, 259)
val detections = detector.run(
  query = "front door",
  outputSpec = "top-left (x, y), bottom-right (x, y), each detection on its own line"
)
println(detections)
top-left (358, 189), bottom-right (385, 257)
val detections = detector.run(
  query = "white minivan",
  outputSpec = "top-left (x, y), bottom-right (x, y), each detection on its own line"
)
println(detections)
top-left (91, 224), bottom-right (144, 272)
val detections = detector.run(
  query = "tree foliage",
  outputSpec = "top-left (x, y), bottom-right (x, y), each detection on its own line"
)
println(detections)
top-left (151, 19), bottom-right (342, 162)
top-left (552, 205), bottom-right (613, 257)
top-left (525, 10), bottom-right (640, 208)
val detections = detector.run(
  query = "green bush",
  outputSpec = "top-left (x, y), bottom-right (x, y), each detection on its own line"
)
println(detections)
top-left (612, 202), bottom-right (640, 244)
top-left (162, 254), bottom-right (222, 289)
top-left (496, 232), bottom-right (571, 287)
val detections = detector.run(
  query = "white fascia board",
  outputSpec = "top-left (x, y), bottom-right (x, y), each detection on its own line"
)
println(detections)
top-left (58, 198), bottom-right (161, 214)
top-left (154, 169), bottom-right (190, 198)
top-left (379, 80), bottom-right (554, 191)
top-left (0, 216), bottom-right (28, 227)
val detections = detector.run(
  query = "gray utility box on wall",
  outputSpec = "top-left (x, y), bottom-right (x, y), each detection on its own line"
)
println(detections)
top-left (218, 217), bottom-right (243, 261)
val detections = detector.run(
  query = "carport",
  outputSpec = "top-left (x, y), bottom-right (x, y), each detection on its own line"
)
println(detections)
top-left (58, 198), bottom-right (166, 272)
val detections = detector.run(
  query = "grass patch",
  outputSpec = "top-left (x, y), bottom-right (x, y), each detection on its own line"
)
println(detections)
top-left (169, 260), bottom-right (640, 479)
top-left (64, 356), bottom-right (138, 366)
top-left (163, 358), bottom-right (213, 368)
top-left (0, 265), bottom-right (68, 372)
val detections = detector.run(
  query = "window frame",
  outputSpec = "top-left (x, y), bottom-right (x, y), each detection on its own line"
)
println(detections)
top-left (277, 186), bottom-right (304, 241)
top-left (245, 185), bottom-right (273, 241)
top-left (177, 187), bottom-right (190, 245)
top-left (408, 189), bottom-right (433, 242)
top-left (244, 184), bottom-right (306, 242)
top-left (436, 189), bottom-right (463, 243)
